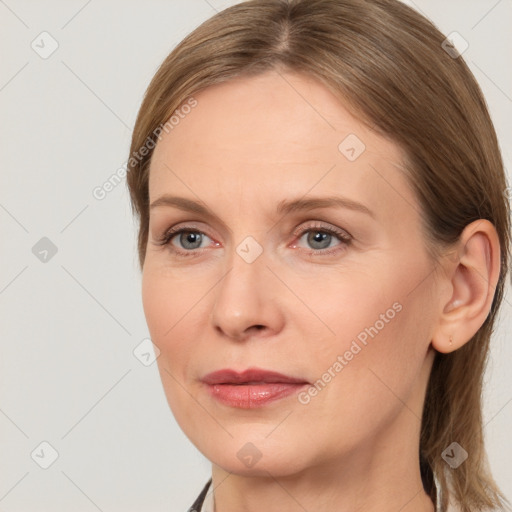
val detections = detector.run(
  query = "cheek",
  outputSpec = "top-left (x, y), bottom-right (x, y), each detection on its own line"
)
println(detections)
top-left (301, 264), bottom-right (434, 413)
top-left (294, 270), bottom-right (402, 363)
top-left (141, 267), bottom-right (209, 378)
top-left (141, 270), bottom-right (169, 340)
top-left (141, 265), bottom-right (197, 339)
top-left (142, 270), bottom-right (203, 427)
top-left (141, 268), bottom-right (189, 371)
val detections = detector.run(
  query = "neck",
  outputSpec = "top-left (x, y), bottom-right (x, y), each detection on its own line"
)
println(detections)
top-left (211, 462), bottom-right (435, 512)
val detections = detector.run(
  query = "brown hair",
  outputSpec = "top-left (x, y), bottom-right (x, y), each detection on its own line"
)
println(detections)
top-left (125, 1), bottom-right (511, 510)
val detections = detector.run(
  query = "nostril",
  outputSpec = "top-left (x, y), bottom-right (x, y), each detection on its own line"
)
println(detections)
top-left (249, 325), bottom-right (265, 332)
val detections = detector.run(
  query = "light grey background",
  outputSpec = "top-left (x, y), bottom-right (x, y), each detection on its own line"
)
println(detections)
top-left (1, 0), bottom-right (511, 510)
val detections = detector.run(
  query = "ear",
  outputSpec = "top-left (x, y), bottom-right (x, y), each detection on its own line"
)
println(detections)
top-left (431, 219), bottom-right (501, 354)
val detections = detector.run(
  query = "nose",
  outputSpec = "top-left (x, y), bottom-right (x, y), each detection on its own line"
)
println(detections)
top-left (209, 245), bottom-right (285, 342)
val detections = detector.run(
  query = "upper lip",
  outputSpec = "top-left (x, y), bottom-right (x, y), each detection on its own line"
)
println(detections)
top-left (201, 367), bottom-right (309, 385)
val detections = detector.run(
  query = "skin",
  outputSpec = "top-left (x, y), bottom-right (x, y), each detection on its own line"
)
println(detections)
top-left (141, 69), bottom-right (500, 512)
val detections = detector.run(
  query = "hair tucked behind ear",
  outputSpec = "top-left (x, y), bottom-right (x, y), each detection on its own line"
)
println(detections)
top-left (126, 1), bottom-right (511, 510)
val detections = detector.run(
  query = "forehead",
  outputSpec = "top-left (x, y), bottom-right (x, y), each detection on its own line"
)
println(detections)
top-left (148, 70), bottom-right (413, 221)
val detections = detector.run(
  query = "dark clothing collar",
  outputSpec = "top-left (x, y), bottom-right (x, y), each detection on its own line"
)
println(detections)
top-left (188, 478), bottom-right (212, 511)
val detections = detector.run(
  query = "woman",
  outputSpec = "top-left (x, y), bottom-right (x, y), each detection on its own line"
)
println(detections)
top-left (125, 0), bottom-right (511, 510)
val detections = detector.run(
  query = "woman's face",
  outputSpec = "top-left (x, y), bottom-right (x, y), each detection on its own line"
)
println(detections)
top-left (142, 70), bottom-right (442, 477)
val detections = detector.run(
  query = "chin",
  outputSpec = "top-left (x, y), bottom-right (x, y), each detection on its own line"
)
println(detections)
top-left (196, 433), bottom-right (311, 477)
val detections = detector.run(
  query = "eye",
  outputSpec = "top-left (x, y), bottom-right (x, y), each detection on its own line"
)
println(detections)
top-left (292, 222), bottom-right (352, 256)
top-left (155, 227), bottom-right (216, 257)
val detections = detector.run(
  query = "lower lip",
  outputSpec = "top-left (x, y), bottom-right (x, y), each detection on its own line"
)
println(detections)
top-left (205, 382), bottom-right (308, 408)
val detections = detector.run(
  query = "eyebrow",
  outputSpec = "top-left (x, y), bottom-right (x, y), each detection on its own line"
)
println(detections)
top-left (149, 195), bottom-right (375, 220)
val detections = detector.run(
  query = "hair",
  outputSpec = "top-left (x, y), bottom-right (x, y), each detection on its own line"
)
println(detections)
top-left (125, 0), bottom-right (511, 510)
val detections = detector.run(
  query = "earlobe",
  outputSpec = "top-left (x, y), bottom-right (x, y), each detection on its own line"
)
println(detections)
top-left (433, 332), bottom-right (461, 355)
top-left (431, 219), bottom-right (501, 354)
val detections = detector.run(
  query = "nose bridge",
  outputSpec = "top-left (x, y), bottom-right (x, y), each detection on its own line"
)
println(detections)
top-left (210, 233), bottom-right (282, 339)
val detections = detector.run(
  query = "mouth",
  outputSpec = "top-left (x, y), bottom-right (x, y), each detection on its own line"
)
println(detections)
top-left (201, 368), bottom-right (310, 408)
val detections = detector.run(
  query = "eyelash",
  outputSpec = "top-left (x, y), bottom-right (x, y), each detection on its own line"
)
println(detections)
top-left (155, 222), bottom-right (352, 258)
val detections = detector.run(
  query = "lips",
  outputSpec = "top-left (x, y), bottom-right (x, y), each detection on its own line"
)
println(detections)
top-left (202, 368), bottom-right (309, 385)
top-left (201, 368), bottom-right (310, 408)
